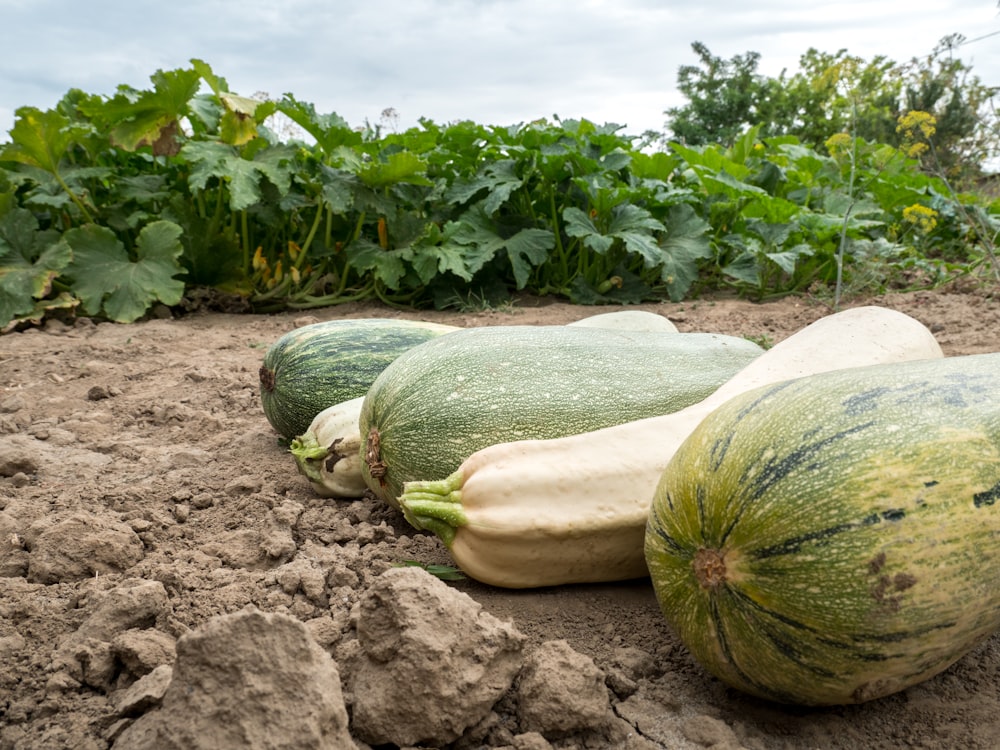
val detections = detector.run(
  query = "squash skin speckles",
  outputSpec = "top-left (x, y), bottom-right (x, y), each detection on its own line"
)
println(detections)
top-left (361, 325), bottom-right (764, 506)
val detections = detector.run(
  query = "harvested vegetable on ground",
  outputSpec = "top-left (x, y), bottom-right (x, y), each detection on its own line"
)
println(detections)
top-left (289, 397), bottom-right (367, 498)
top-left (645, 352), bottom-right (1000, 706)
top-left (281, 310), bottom-right (678, 498)
top-left (360, 326), bottom-right (765, 506)
top-left (399, 306), bottom-right (944, 588)
top-left (259, 318), bottom-right (459, 440)
top-left (566, 309), bottom-right (678, 333)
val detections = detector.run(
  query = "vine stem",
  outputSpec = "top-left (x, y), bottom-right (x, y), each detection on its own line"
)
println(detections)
top-left (833, 103), bottom-right (859, 312)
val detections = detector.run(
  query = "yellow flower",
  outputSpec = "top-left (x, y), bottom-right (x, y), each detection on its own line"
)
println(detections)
top-left (252, 246), bottom-right (267, 272)
top-left (896, 111), bottom-right (937, 158)
top-left (824, 132), bottom-right (852, 157)
top-left (902, 204), bottom-right (938, 234)
top-left (896, 111), bottom-right (937, 140)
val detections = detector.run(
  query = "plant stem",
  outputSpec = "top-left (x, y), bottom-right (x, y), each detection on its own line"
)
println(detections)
top-left (297, 200), bottom-right (325, 264)
top-left (834, 108), bottom-right (860, 311)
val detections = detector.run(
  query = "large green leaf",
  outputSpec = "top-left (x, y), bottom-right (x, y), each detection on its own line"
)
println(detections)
top-left (357, 151), bottom-right (433, 189)
top-left (766, 244), bottom-right (814, 275)
top-left (564, 207), bottom-right (613, 253)
top-left (96, 67), bottom-right (202, 152)
top-left (276, 96), bottom-right (362, 155)
top-left (503, 228), bottom-right (555, 288)
top-left (564, 203), bottom-right (665, 261)
top-left (319, 165), bottom-right (358, 214)
top-left (446, 160), bottom-right (523, 214)
top-left (182, 141), bottom-right (293, 211)
top-left (1, 107), bottom-right (88, 175)
top-left (657, 204), bottom-right (713, 301)
top-left (448, 208), bottom-right (553, 288)
top-left (0, 208), bottom-right (73, 326)
top-left (219, 93), bottom-right (274, 146)
top-left (347, 238), bottom-right (408, 289)
top-left (65, 221), bottom-right (186, 322)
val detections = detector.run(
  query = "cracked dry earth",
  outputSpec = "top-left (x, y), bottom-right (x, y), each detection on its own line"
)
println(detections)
top-left (2, 288), bottom-right (1000, 750)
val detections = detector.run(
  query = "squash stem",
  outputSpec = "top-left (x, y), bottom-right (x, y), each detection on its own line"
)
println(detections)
top-left (288, 434), bottom-right (328, 484)
top-left (399, 473), bottom-right (469, 547)
top-left (288, 433), bottom-right (327, 461)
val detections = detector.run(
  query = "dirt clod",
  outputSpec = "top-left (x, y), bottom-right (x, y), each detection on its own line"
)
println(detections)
top-left (112, 607), bottom-right (355, 750)
top-left (349, 566), bottom-right (525, 747)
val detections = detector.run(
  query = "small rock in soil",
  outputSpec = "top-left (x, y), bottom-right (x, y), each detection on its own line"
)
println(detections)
top-left (112, 606), bottom-right (355, 750)
top-left (681, 714), bottom-right (743, 749)
top-left (516, 639), bottom-right (612, 738)
top-left (27, 511), bottom-right (145, 583)
top-left (349, 566), bottom-right (526, 747)
top-left (0, 437), bottom-right (39, 476)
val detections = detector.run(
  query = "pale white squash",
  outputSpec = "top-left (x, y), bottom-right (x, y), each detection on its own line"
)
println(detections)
top-left (399, 306), bottom-right (945, 588)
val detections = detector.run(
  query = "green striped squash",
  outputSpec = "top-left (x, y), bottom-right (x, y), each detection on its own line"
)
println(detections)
top-left (645, 352), bottom-right (1000, 706)
top-left (259, 318), bottom-right (458, 439)
top-left (360, 325), bottom-right (764, 506)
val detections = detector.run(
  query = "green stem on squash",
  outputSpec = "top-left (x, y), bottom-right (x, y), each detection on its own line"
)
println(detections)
top-left (288, 434), bottom-right (328, 484)
top-left (288, 433), bottom-right (327, 462)
top-left (399, 472), bottom-right (469, 546)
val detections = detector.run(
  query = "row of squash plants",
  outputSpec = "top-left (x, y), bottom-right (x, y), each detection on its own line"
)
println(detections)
top-left (259, 310), bottom-right (1000, 708)
top-left (2, 60), bottom-right (997, 330)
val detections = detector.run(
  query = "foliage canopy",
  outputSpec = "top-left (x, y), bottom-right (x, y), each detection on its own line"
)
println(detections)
top-left (665, 36), bottom-right (999, 183)
top-left (0, 57), bottom-right (997, 330)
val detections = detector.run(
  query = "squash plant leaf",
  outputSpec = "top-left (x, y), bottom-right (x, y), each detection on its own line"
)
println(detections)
top-left (319, 165), bottom-right (358, 214)
top-left (407, 224), bottom-right (489, 284)
top-left (2, 107), bottom-right (90, 176)
top-left (504, 228), bottom-right (555, 288)
top-left (0, 208), bottom-right (73, 326)
top-left (85, 67), bottom-right (201, 154)
top-left (190, 58), bottom-right (228, 97)
top-left (766, 244), bottom-right (814, 275)
top-left (565, 204), bottom-right (665, 262)
top-left (446, 160), bottom-right (523, 214)
top-left (64, 221), bottom-right (187, 322)
top-left (219, 93), bottom-right (276, 146)
top-left (2, 108), bottom-right (71, 174)
top-left (448, 207), bottom-right (551, 288)
top-left (414, 218), bottom-right (499, 283)
top-left (276, 96), bottom-right (362, 155)
top-left (357, 151), bottom-right (432, 189)
top-left (564, 207), bottom-right (613, 253)
top-left (658, 204), bottom-right (713, 301)
top-left (182, 141), bottom-right (292, 211)
top-left (190, 58), bottom-right (276, 145)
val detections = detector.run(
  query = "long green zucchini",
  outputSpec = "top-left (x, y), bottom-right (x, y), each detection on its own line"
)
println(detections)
top-left (361, 326), bottom-right (764, 505)
top-left (645, 352), bottom-right (1000, 705)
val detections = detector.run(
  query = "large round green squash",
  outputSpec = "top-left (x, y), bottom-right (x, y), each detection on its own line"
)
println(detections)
top-left (645, 352), bottom-right (1000, 706)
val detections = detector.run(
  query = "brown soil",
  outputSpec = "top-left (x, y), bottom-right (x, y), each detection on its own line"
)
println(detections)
top-left (2, 288), bottom-right (999, 750)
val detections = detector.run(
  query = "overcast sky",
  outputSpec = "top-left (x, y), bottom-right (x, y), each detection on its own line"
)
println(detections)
top-left (1, 0), bottom-right (998, 141)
